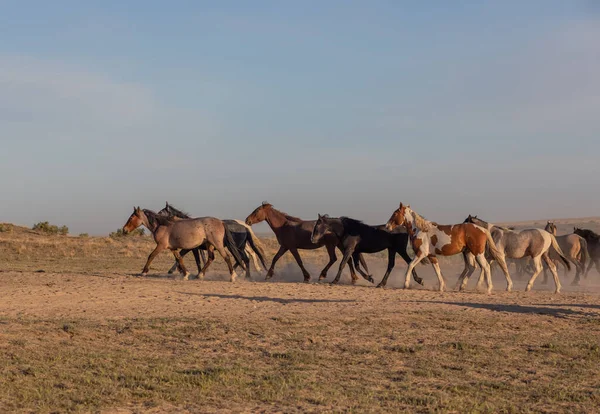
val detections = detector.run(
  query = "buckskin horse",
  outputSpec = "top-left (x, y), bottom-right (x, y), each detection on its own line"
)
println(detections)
top-left (245, 202), bottom-right (370, 283)
top-left (544, 221), bottom-right (589, 285)
top-left (122, 207), bottom-right (245, 281)
top-left (310, 214), bottom-right (424, 287)
top-left (385, 203), bottom-right (509, 293)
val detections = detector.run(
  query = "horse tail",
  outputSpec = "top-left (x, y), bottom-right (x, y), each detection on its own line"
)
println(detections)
top-left (482, 228), bottom-right (509, 274)
top-left (223, 225), bottom-right (246, 270)
top-left (549, 234), bottom-right (571, 271)
top-left (234, 219), bottom-right (268, 269)
top-left (578, 236), bottom-right (589, 270)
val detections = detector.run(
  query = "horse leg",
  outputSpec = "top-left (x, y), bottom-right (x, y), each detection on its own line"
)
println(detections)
top-left (191, 249), bottom-right (203, 277)
top-left (245, 245), bottom-right (262, 271)
top-left (404, 252), bottom-right (426, 290)
top-left (428, 257), bottom-right (446, 292)
top-left (542, 253), bottom-right (561, 293)
top-left (171, 249), bottom-right (190, 280)
top-left (168, 248), bottom-right (190, 274)
top-left (525, 256), bottom-right (544, 292)
top-left (495, 254), bottom-right (513, 292)
top-left (357, 253), bottom-right (373, 282)
top-left (346, 257), bottom-right (360, 285)
top-left (475, 254), bottom-right (493, 294)
top-left (141, 245), bottom-right (165, 276)
top-left (375, 248), bottom-right (397, 288)
top-left (266, 246), bottom-right (288, 280)
top-left (353, 253), bottom-right (373, 283)
top-left (289, 248), bottom-right (311, 282)
top-left (213, 244), bottom-right (238, 282)
top-left (198, 246), bottom-right (216, 280)
top-left (331, 246), bottom-right (355, 285)
top-left (457, 252), bottom-right (477, 291)
top-left (456, 251), bottom-right (473, 291)
top-left (570, 257), bottom-right (582, 286)
top-left (318, 244), bottom-right (337, 281)
top-left (396, 248), bottom-right (423, 286)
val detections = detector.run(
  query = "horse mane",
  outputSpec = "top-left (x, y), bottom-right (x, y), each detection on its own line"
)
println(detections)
top-left (166, 203), bottom-right (191, 219)
top-left (411, 210), bottom-right (435, 232)
top-left (143, 209), bottom-right (175, 227)
top-left (270, 206), bottom-right (303, 223)
top-left (577, 228), bottom-right (600, 240)
top-left (340, 216), bottom-right (372, 233)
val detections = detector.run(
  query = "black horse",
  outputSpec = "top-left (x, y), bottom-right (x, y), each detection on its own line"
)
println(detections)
top-left (158, 202), bottom-right (267, 280)
top-left (574, 228), bottom-right (600, 277)
top-left (310, 214), bottom-right (423, 288)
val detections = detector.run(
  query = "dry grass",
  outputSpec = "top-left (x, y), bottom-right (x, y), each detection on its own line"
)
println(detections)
top-left (1, 221), bottom-right (600, 413)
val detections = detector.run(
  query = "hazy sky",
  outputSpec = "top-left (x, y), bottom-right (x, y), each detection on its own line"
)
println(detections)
top-left (1, 1), bottom-right (599, 234)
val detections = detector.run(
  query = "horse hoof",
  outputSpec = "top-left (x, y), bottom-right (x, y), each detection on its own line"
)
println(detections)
top-left (367, 277), bottom-right (375, 284)
top-left (182, 273), bottom-right (190, 281)
top-left (230, 272), bottom-right (238, 282)
top-left (140, 272), bottom-right (147, 277)
top-left (376, 283), bottom-right (385, 289)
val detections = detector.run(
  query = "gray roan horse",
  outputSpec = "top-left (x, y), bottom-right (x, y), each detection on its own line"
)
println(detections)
top-left (158, 202), bottom-right (267, 280)
top-left (544, 221), bottom-right (589, 285)
top-left (463, 215), bottom-right (570, 293)
top-left (122, 207), bottom-right (245, 281)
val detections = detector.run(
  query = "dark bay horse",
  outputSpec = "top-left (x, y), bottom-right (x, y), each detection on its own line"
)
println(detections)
top-left (574, 228), bottom-right (600, 277)
top-left (122, 207), bottom-right (245, 281)
top-left (158, 202), bottom-right (267, 280)
top-left (386, 204), bottom-right (508, 293)
top-left (245, 202), bottom-right (370, 283)
top-left (310, 215), bottom-right (423, 287)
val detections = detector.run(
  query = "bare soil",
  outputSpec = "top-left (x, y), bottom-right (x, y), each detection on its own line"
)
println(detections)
top-left (1, 220), bottom-right (599, 413)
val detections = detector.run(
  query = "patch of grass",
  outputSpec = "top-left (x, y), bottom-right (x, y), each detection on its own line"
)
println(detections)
top-left (32, 221), bottom-right (68, 235)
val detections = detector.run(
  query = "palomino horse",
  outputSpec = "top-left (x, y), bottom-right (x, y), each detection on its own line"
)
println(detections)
top-left (310, 215), bottom-right (423, 287)
top-left (245, 202), bottom-right (370, 283)
top-left (574, 228), bottom-right (600, 277)
top-left (385, 204), bottom-right (508, 293)
top-left (122, 207), bottom-right (245, 281)
top-left (464, 215), bottom-right (569, 293)
top-left (544, 221), bottom-right (589, 285)
top-left (158, 202), bottom-right (267, 279)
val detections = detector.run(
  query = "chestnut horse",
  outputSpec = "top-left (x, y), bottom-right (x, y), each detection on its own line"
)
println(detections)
top-left (385, 203), bottom-right (508, 293)
top-left (245, 202), bottom-right (370, 283)
top-left (122, 207), bottom-right (245, 281)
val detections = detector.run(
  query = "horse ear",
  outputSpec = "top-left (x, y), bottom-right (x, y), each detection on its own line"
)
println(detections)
top-left (165, 201), bottom-right (169, 208)
top-left (406, 204), bottom-right (410, 209)
top-left (399, 202), bottom-right (403, 209)
top-left (318, 213), bottom-right (322, 219)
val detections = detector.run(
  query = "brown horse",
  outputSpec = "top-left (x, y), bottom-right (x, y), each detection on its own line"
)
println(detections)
top-left (245, 202), bottom-right (370, 283)
top-left (386, 203), bottom-right (508, 293)
top-left (122, 207), bottom-right (245, 281)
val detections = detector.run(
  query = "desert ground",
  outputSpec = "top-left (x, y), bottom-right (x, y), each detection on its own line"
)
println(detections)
top-left (1, 218), bottom-right (599, 413)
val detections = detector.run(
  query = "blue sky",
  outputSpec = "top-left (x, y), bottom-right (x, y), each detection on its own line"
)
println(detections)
top-left (1, 1), bottom-right (599, 234)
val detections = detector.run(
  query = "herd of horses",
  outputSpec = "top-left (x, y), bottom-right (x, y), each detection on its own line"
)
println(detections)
top-left (122, 202), bottom-right (600, 293)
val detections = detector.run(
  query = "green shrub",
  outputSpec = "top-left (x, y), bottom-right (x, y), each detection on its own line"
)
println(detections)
top-left (0, 223), bottom-right (13, 233)
top-left (32, 221), bottom-right (69, 235)
top-left (79, 233), bottom-right (89, 238)
top-left (110, 228), bottom-right (145, 238)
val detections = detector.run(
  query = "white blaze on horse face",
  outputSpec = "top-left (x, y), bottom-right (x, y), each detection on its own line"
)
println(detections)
top-left (404, 208), bottom-right (415, 228)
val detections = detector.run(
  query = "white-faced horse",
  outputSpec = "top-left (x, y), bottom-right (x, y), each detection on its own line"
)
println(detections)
top-left (385, 203), bottom-right (509, 293)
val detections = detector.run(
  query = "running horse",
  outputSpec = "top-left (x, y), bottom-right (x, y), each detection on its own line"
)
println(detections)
top-left (544, 221), bottom-right (589, 285)
top-left (158, 202), bottom-right (267, 280)
top-left (463, 215), bottom-right (570, 293)
top-left (385, 203), bottom-right (509, 293)
top-left (573, 228), bottom-right (600, 277)
top-left (122, 207), bottom-right (245, 281)
top-left (245, 202), bottom-right (371, 283)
